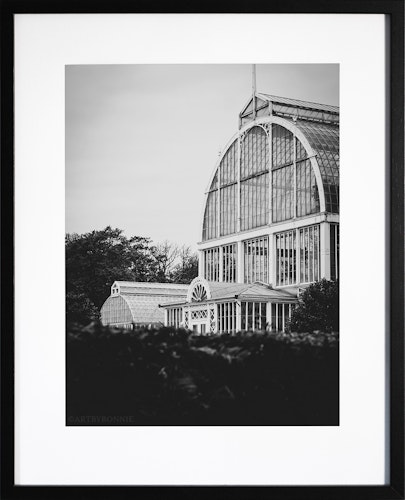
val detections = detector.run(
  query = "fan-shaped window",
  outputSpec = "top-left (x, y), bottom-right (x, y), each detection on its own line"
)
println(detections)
top-left (191, 283), bottom-right (208, 302)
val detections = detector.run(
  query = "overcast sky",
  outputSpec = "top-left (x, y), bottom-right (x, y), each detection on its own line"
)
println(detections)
top-left (66, 64), bottom-right (338, 249)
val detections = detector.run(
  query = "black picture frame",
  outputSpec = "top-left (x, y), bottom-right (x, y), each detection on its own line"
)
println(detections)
top-left (1, 1), bottom-right (403, 498)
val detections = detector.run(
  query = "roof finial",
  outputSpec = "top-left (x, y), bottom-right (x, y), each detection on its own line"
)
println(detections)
top-left (252, 64), bottom-right (257, 119)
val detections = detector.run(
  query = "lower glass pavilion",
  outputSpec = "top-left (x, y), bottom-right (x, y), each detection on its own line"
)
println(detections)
top-left (161, 92), bottom-right (339, 333)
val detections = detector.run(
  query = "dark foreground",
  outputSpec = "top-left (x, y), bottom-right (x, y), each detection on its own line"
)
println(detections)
top-left (66, 324), bottom-right (339, 426)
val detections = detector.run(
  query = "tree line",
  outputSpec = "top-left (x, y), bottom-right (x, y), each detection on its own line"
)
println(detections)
top-left (66, 226), bottom-right (198, 324)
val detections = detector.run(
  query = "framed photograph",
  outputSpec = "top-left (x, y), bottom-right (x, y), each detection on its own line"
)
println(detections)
top-left (2, 2), bottom-right (404, 498)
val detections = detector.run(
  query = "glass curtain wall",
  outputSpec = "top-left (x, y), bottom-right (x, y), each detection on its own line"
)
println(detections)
top-left (202, 123), bottom-right (331, 242)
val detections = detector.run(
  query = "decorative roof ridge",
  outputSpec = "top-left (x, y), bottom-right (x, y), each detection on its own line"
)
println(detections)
top-left (114, 281), bottom-right (189, 289)
top-left (256, 93), bottom-right (339, 113)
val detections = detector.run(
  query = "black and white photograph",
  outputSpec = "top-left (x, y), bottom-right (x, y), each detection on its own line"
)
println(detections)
top-left (65, 64), bottom-right (339, 426)
top-left (7, 7), bottom-right (403, 492)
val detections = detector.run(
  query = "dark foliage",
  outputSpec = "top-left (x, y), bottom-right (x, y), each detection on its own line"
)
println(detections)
top-left (66, 291), bottom-right (100, 324)
top-left (67, 324), bottom-right (339, 426)
top-left (66, 227), bottom-right (156, 319)
top-left (66, 227), bottom-right (198, 324)
top-left (288, 279), bottom-right (339, 333)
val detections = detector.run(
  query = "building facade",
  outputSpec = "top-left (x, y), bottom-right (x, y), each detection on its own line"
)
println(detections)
top-left (162, 92), bottom-right (339, 333)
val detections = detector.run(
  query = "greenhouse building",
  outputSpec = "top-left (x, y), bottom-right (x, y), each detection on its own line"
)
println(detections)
top-left (101, 90), bottom-right (339, 334)
top-left (100, 281), bottom-right (188, 329)
top-left (161, 92), bottom-right (339, 334)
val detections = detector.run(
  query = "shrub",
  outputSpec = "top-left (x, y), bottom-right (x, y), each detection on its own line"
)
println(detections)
top-left (66, 324), bottom-right (339, 426)
top-left (288, 279), bottom-right (339, 333)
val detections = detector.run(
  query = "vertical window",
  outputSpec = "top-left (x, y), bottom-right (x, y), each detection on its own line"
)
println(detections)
top-left (272, 124), bottom-right (293, 168)
top-left (299, 225), bottom-right (320, 284)
top-left (202, 189), bottom-right (218, 241)
top-left (240, 302), bottom-right (267, 331)
top-left (167, 307), bottom-right (183, 328)
top-left (330, 223), bottom-right (339, 281)
top-left (296, 137), bottom-right (307, 161)
top-left (244, 237), bottom-right (269, 284)
top-left (272, 165), bottom-right (294, 222)
top-left (240, 127), bottom-right (269, 230)
top-left (204, 248), bottom-right (220, 281)
top-left (271, 125), bottom-right (294, 223)
top-left (241, 302), bottom-right (246, 330)
top-left (220, 141), bottom-right (238, 236)
top-left (220, 184), bottom-right (237, 236)
top-left (270, 303), bottom-right (292, 333)
top-left (296, 158), bottom-right (320, 217)
top-left (217, 302), bottom-right (237, 333)
top-left (222, 244), bottom-right (237, 282)
top-left (276, 230), bottom-right (297, 286)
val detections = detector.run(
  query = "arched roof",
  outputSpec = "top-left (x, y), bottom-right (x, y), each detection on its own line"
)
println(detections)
top-left (101, 294), bottom-right (166, 325)
top-left (201, 99), bottom-right (339, 240)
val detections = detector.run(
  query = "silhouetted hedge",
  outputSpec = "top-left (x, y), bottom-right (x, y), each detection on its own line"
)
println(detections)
top-left (67, 324), bottom-right (339, 426)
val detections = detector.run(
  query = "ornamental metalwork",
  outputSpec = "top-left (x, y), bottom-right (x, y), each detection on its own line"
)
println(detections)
top-left (209, 307), bottom-right (216, 333)
top-left (191, 309), bottom-right (208, 320)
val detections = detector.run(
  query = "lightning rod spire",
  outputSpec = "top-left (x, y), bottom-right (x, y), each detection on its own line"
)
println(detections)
top-left (252, 64), bottom-right (257, 119)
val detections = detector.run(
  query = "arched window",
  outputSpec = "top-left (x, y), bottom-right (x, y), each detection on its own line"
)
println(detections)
top-left (201, 118), bottom-right (335, 242)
